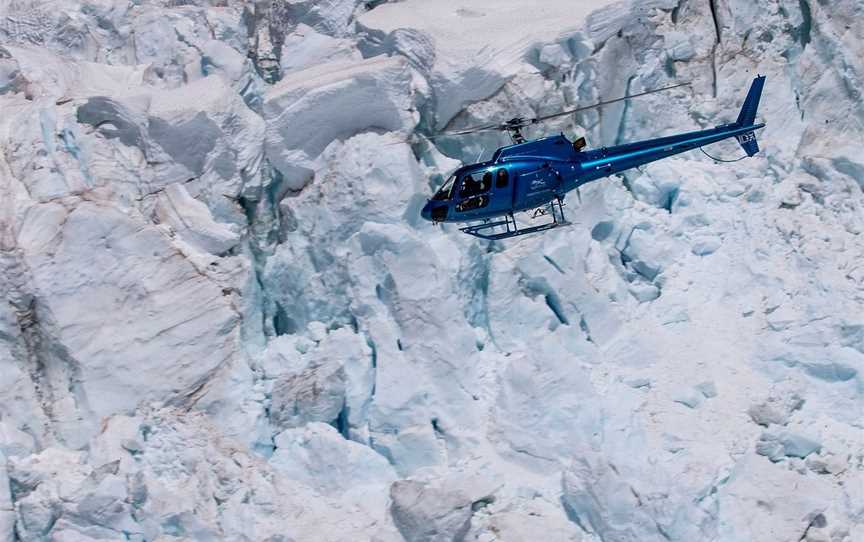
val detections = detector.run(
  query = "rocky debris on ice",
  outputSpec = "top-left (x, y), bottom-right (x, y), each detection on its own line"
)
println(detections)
top-left (269, 354), bottom-right (347, 430)
top-left (0, 44), bottom-right (148, 102)
top-left (748, 392), bottom-right (805, 427)
top-left (714, 454), bottom-right (855, 542)
top-left (389, 480), bottom-right (473, 542)
top-left (804, 452), bottom-right (849, 476)
top-left (270, 362), bottom-right (345, 428)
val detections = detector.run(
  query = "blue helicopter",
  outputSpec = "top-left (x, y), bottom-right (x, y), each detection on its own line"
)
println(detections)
top-left (420, 75), bottom-right (766, 240)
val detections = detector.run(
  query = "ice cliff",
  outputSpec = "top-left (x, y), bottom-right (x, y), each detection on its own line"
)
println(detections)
top-left (0, 0), bottom-right (862, 541)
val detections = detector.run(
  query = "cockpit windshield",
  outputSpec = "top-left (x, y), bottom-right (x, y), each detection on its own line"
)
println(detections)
top-left (431, 174), bottom-right (456, 201)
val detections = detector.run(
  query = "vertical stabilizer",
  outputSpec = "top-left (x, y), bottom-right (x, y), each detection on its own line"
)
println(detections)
top-left (734, 75), bottom-right (765, 156)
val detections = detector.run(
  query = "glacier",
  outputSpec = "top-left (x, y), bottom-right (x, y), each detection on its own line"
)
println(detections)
top-left (0, 0), bottom-right (862, 541)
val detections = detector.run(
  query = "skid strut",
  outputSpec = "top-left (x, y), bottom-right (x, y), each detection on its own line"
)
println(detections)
top-left (460, 196), bottom-right (570, 240)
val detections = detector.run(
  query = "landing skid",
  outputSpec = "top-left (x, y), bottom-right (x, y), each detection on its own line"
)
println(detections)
top-left (460, 197), bottom-right (570, 240)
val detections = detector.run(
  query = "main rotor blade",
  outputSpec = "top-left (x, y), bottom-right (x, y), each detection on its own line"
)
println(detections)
top-left (426, 122), bottom-right (502, 139)
top-left (533, 81), bottom-right (692, 123)
top-left (427, 81), bottom-right (691, 139)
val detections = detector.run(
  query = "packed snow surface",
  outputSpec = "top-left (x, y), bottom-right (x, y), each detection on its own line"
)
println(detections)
top-left (0, 0), bottom-right (862, 541)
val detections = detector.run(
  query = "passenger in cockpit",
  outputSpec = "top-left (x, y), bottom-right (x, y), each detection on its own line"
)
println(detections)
top-left (461, 172), bottom-right (493, 197)
top-left (460, 174), bottom-right (476, 196)
top-left (481, 171), bottom-right (492, 192)
top-left (573, 136), bottom-right (587, 152)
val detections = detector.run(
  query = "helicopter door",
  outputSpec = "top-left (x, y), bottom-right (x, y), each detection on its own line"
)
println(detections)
top-left (453, 172), bottom-right (493, 216)
top-left (517, 163), bottom-right (561, 209)
top-left (458, 172), bottom-right (492, 198)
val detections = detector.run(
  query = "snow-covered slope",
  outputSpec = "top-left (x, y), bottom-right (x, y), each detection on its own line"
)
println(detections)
top-left (0, 0), bottom-right (862, 541)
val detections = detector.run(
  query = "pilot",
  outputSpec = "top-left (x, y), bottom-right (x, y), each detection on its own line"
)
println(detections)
top-left (496, 168), bottom-right (508, 187)
top-left (573, 136), bottom-right (587, 152)
top-left (461, 174), bottom-right (473, 195)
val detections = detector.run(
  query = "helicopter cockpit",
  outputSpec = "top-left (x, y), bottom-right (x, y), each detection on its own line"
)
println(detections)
top-left (431, 174), bottom-right (456, 201)
top-left (459, 171), bottom-right (491, 197)
top-left (432, 167), bottom-right (511, 201)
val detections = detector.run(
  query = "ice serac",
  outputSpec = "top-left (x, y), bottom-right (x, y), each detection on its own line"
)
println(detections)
top-left (17, 201), bottom-right (240, 444)
top-left (270, 422), bottom-right (397, 515)
top-left (261, 132), bottom-right (427, 335)
top-left (155, 183), bottom-right (241, 255)
top-left (281, 0), bottom-right (365, 38)
top-left (357, 0), bottom-right (618, 129)
top-left (279, 24), bottom-right (361, 76)
top-left (562, 454), bottom-right (668, 542)
top-left (70, 72), bottom-right (265, 223)
top-left (265, 326), bottom-right (374, 441)
top-left (263, 55), bottom-right (416, 190)
top-left (1, 0), bottom-right (863, 541)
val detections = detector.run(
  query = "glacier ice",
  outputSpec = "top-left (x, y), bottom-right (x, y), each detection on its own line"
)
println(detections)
top-left (389, 480), bottom-right (473, 542)
top-left (263, 56), bottom-right (416, 191)
top-left (0, 0), bottom-right (862, 541)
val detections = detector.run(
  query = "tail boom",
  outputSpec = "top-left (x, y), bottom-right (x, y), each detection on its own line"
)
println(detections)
top-left (571, 75), bottom-right (767, 185)
top-left (574, 122), bottom-right (765, 183)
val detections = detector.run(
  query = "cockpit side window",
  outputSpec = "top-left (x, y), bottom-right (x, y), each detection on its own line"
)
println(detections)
top-left (460, 171), bottom-right (492, 197)
top-left (432, 175), bottom-right (456, 201)
top-left (456, 195), bottom-right (489, 212)
top-left (460, 174), bottom-right (475, 196)
top-left (495, 168), bottom-right (509, 188)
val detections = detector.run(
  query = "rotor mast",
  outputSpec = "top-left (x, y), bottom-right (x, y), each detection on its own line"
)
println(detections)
top-left (505, 119), bottom-right (529, 144)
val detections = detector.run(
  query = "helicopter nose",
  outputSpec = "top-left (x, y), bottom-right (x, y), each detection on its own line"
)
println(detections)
top-left (421, 200), bottom-right (432, 221)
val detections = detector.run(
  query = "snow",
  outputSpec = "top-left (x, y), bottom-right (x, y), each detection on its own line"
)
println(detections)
top-left (357, 0), bottom-right (619, 128)
top-left (263, 55), bottom-right (417, 190)
top-left (280, 24), bottom-right (362, 76)
top-left (0, 0), bottom-right (863, 541)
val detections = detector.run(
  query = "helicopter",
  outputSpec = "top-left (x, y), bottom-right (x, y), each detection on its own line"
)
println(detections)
top-left (420, 75), bottom-right (766, 240)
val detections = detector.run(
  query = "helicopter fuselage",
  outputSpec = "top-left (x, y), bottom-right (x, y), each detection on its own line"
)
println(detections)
top-left (420, 75), bottom-right (766, 239)
top-left (420, 122), bottom-right (764, 226)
